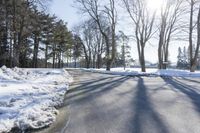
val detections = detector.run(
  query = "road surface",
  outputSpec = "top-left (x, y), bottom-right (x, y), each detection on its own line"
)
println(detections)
top-left (37, 69), bottom-right (200, 133)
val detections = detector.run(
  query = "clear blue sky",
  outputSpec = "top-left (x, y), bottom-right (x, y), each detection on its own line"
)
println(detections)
top-left (50, 0), bottom-right (80, 29)
top-left (49, 0), bottom-right (187, 64)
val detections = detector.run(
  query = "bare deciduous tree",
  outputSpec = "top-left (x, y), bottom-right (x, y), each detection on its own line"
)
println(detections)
top-left (122, 0), bottom-right (155, 72)
top-left (75, 18), bottom-right (105, 69)
top-left (187, 0), bottom-right (200, 72)
top-left (75, 0), bottom-right (117, 71)
top-left (158, 0), bottom-right (183, 69)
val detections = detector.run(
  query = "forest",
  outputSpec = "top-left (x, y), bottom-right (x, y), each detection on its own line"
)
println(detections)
top-left (0, 0), bottom-right (200, 72)
top-left (0, 0), bottom-right (73, 68)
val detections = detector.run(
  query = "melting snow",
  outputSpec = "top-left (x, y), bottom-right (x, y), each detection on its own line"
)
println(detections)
top-left (83, 68), bottom-right (200, 77)
top-left (0, 66), bottom-right (72, 132)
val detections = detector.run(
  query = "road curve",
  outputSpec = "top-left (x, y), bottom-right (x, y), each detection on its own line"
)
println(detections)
top-left (36, 69), bottom-right (200, 133)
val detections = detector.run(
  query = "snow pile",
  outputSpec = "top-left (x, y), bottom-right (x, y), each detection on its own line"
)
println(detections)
top-left (83, 68), bottom-right (200, 77)
top-left (82, 68), bottom-right (155, 76)
top-left (154, 69), bottom-right (200, 77)
top-left (0, 66), bottom-right (72, 132)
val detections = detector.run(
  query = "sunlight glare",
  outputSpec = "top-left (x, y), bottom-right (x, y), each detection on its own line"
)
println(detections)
top-left (147, 0), bottom-right (164, 12)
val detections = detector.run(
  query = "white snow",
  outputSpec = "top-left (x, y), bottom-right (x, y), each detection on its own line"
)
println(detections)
top-left (0, 66), bottom-right (72, 132)
top-left (82, 67), bottom-right (200, 77)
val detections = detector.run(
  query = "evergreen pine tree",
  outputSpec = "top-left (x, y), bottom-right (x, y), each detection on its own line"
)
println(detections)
top-left (182, 46), bottom-right (188, 68)
top-left (177, 47), bottom-right (183, 68)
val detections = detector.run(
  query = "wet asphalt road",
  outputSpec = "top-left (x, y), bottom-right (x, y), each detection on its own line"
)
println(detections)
top-left (37, 69), bottom-right (200, 133)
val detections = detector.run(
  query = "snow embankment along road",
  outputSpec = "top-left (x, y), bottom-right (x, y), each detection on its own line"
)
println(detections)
top-left (0, 66), bottom-right (73, 132)
top-left (82, 68), bottom-right (200, 77)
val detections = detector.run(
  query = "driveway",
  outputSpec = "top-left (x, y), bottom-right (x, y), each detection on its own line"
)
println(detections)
top-left (37, 69), bottom-right (200, 133)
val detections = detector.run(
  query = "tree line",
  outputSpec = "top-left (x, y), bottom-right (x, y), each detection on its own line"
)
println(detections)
top-left (1, 0), bottom-right (200, 72)
top-left (177, 45), bottom-right (200, 69)
top-left (74, 0), bottom-right (200, 72)
top-left (71, 18), bottom-right (133, 70)
top-left (0, 0), bottom-right (77, 68)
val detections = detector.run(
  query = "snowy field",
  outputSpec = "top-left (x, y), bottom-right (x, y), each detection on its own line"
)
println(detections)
top-left (82, 67), bottom-right (200, 77)
top-left (0, 66), bottom-right (72, 132)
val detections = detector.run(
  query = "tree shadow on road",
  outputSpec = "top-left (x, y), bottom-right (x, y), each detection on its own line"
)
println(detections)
top-left (62, 72), bottom-right (172, 133)
top-left (64, 76), bottom-right (130, 106)
top-left (68, 76), bottom-right (115, 91)
top-left (179, 77), bottom-right (200, 84)
top-left (130, 77), bottom-right (170, 133)
top-left (161, 77), bottom-right (200, 113)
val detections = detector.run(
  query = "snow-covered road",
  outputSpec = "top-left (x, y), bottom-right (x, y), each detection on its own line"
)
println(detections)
top-left (0, 66), bottom-right (72, 132)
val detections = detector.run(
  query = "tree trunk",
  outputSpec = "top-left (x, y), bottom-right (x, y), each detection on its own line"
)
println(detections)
top-left (82, 44), bottom-right (90, 68)
top-left (97, 54), bottom-right (102, 69)
top-left (12, 0), bottom-right (18, 67)
top-left (163, 43), bottom-right (170, 69)
top-left (105, 36), bottom-right (111, 71)
top-left (96, 39), bottom-right (102, 69)
top-left (58, 52), bottom-right (61, 68)
top-left (32, 35), bottom-right (39, 68)
top-left (53, 55), bottom-right (55, 68)
top-left (110, 27), bottom-right (116, 70)
top-left (106, 60), bottom-right (111, 71)
top-left (9, 37), bottom-right (13, 67)
top-left (18, 18), bottom-right (25, 67)
top-left (189, 0), bottom-right (194, 72)
top-left (74, 57), bottom-right (77, 68)
top-left (140, 46), bottom-right (146, 72)
top-left (52, 44), bottom-right (56, 68)
top-left (67, 50), bottom-right (69, 67)
top-left (45, 44), bottom-right (48, 68)
top-left (92, 55), bottom-right (96, 68)
top-left (122, 44), bottom-right (126, 70)
top-left (19, 39), bottom-right (28, 68)
top-left (190, 61), bottom-right (196, 72)
top-left (158, 32), bottom-right (163, 69)
top-left (96, 20), bottom-right (111, 71)
top-left (190, 7), bottom-right (200, 72)
top-left (3, 2), bottom-right (9, 67)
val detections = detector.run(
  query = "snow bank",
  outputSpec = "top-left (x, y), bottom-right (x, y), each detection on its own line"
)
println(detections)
top-left (0, 66), bottom-right (73, 132)
top-left (82, 68), bottom-right (200, 77)
top-left (154, 69), bottom-right (200, 77)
